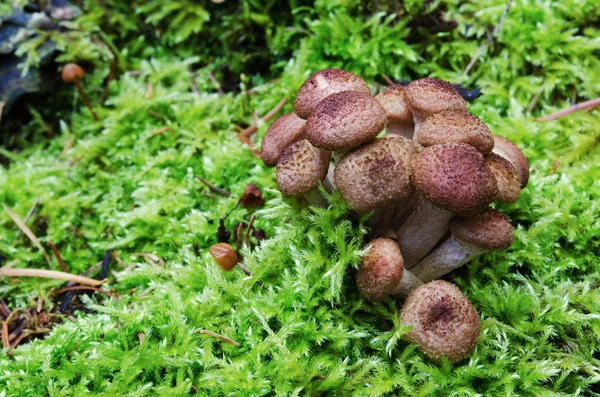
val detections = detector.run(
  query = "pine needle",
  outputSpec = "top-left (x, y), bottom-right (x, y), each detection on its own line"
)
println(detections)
top-left (3, 204), bottom-right (52, 267)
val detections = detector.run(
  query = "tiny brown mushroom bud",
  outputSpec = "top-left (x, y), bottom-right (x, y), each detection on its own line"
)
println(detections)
top-left (492, 136), bottom-right (530, 188)
top-left (61, 63), bottom-right (99, 121)
top-left (375, 85), bottom-right (414, 139)
top-left (209, 243), bottom-right (238, 271)
top-left (261, 113), bottom-right (306, 167)
top-left (400, 280), bottom-right (480, 363)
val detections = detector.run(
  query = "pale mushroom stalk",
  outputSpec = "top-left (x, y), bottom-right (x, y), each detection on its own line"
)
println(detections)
top-left (390, 268), bottom-right (423, 297)
top-left (375, 85), bottom-right (415, 140)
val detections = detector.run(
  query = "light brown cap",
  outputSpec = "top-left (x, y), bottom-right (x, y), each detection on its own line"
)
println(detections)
top-left (294, 68), bottom-right (370, 119)
top-left (418, 110), bottom-right (494, 154)
top-left (335, 136), bottom-right (416, 212)
top-left (399, 280), bottom-right (480, 363)
top-left (486, 153), bottom-right (521, 203)
top-left (306, 91), bottom-right (387, 151)
top-left (404, 78), bottom-right (467, 121)
top-left (493, 136), bottom-right (529, 188)
top-left (276, 139), bottom-right (331, 196)
top-left (61, 63), bottom-right (85, 83)
top-left (356, 238), bottom-right (404, 301)
top-left (451, 208), bottom-right (514, 252)
top-left (375, 85), bottom-right (413, 125)
top-left (261, 113), bottom-right (307, 167)
top-left (411, 143), bottom-right (498, 214)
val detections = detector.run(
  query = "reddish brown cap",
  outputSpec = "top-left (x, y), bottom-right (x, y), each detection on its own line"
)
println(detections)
top-left (493, 136), bottom-right (529, 188)
top-left (411, 143), bottom-right (498, 214)
top-left (375, 85), bottom-right (413, 125)
top-left (404, 78), bottom-right (467, 121)
top-left (399, 280), bottom-right (480, 363)
top-left (261, 113), bottom-right (307, 167)
top-left (276, 139), bottom-right (331, 196)
top-left (486, 153), bottom-right (521, 203)
top-left (418, 110), bottom-right (494, 154)
top-left (334, 136), bottom-right (416, 212)
top-left (294, 69), bottom-right (370, 119)
top-left (61, 63), bottom-right (85, 83)
top-left (306, 91), bottom-right (387, 151)
top-left (356, 238), bottom-right (404, 301)
top-left (451, 208), bottom-right (514, 252)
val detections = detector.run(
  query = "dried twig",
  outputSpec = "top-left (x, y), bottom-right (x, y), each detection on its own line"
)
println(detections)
top-left (527, 86), bottom-right (545, 113)
top-left (240, 97), bottom-right (288, 138)
top-left (243, 214), bottom-right (256, 247)
top-left (236, 135), bottom-right (262, 158)
top-left (236, 262), bottom-right (252, 277)
top-left (150, 126), bottom-right (172, 136)
top-left (381, 74), bottom-right (395, 86)
top-left (148, 110), bottom-right (168, 123)
top-left (13, 198), bottom-right (40, 241)
top-left (0, 268), bottom-right (105, 286)
top-left (3, 204), bottom-right (52, 267)
top-left (133, 253), bottom-right (164, 266)
top-left (464, 0), bottom-right (513, 76)
top-left (48, 240), bottom-right (69, 273)
top-left (199, 329), bottom-right (240, 346)
top-left (534, 97), bottom-right (600, 122)
top-left (144, 82), bottom-right (154, 99)
top-left (54, 286), bottom-right (117, 299)
top-left (197, 176), bottom-right (231, 197)
top-left (1, 321), bottom-right (8, 348)
top-left (207, 71), bottom-right (224, 95)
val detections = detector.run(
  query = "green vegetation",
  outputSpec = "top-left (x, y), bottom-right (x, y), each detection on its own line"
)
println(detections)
top-left (1, 0), bottom-right (600, 395)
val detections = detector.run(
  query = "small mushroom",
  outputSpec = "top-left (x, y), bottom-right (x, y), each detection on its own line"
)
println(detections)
top-left (356, 238), bottom-right (423, 300)
top-left (209, 243), bottom-right (252, 276)
top-left (396, 143), bottom-right (498, 268)
top-left (294, 68), bottom-right (370, 119)
top-left (417, 110), bottom-right (494, 154)
top-left (486, 153), bottom-right (521, 203)
top-left (261, 113), bottom-right (307, 167)
top-left (492, 136), bottom-right (530, 188)
top-left (306, 90), bottom-right (387, 152)
top-left (411, 209), bottom-right (513, 282)
top-left (61, 63), bottom-right (99, 121)
top-left (400, 280), bottom-right (480, 363)
top-left (375, 85), bottom-right (414, 139)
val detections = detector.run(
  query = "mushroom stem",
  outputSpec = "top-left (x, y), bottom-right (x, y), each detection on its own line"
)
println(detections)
top-left (390, 269), bottom-right (423, 297)
top-left (322, 162), bottom-right (336, 193)
top-left (74, 80), bottom-right (99, 121)
top-left (386, 121), bottom-right (414, 139)
top-left (236, 262), bottom-right (253, 277)
top-left (367, 204), bottom-right (396, 228)
top-left (302, 188), bottom-right (328, 208)
top-left (390, 192), bottom-right (422, 230)
top-left (410, 235), bottom-right (479, 282)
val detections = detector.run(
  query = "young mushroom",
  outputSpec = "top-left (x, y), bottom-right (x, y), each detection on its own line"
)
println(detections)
top-left (375, 85), bottom-right (414, 139)
top-left (486, 153), bottom-right (521, 203)
top-left (410, 208), bottom-right (513, 282)
top-left (61, 63), bottom-right (99, 121)
top-left (356, 238), bottom-right (423, 300)
top-left (261, 112), bottom-right (307, 167)
top-left (492, 136), bottom-right (530, 188)
top-left (209, 243), bottom-right (252, 276)
top-left (399, 280), bottom-right (480, 363)
top-left (396, 143), bottom-right (498, 268)
top-left (294, 68), bottom-right (370, 119)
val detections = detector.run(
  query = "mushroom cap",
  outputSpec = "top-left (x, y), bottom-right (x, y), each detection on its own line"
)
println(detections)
top-left (493, 136), bottom-right (529, 188)
top-left (404, 78), bottom-right (467, 121)
top-left (411, 143), bottom-right (498, 214)
top-left (294, 68), bottom-right (370, 119)
top-left (335, 135), bottom-right (416, 212)
top-left (306, 91), bottom-right (387, 151)
top-left (261, 113), bottom-right (307, 167)
top-left (486, 153), bottom-right (521, 203)
top-left (276, 139), bottom-right (331, 196)
top-left (375, 85), bottom-right (413, 125)
top-left (399, 280), bottom-right (480, 363)
top-left (450, 208), bottom-right (514, 252)
top-left (356, 238), bottom-right (404, 301)
top-left (418, 110), bottom-right (494, 154)
top-left (61, 63), bottom-right (85, 83)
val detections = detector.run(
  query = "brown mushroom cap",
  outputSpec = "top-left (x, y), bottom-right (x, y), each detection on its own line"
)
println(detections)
top-left (411, 143), bottom-right (498, 214)
top-left (61, 63), bottom-right (85, 84)
top-left (276, 139), bottom-right (331, 196)
top-left (493, 136), bottom-right (529, 188)
top-left (306, 91), bottom-right (387, 152)
top-left (486, 153), bottom-right (521, 203)
top-left (404, 78), bottom-right (467, 121)
top-left (418, 110), bottom-right (494, 154)
top-left (356, 238), bottom-right (404, 301)
top-left (261, 113), bottom-right (307, 167)
top-left (294, 68), bottom-right (370, 119)
top-left (375, 85), bottom-right (413, 125)
top-left (335, 135), bottom-right (416, 212)
top-left (450, 208), bottom-right (514, 252)
top-left (399, 280), bottom-right (480, 363)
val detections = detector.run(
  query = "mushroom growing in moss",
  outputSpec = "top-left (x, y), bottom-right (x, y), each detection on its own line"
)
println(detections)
top-left (61, 63), bottom-right (99, 121)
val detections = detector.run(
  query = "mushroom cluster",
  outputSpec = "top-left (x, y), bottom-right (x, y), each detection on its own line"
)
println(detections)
top-left (261, 68), bottom-right (529, 363)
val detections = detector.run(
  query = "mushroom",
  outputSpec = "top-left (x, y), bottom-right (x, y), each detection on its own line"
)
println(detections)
top-left (294, 68), bottom-right (370, 119)
top-left (306, 90), bottom-right (387, 152)
top-left (411, 208), bottom-right (513, 282)
top-left (417, 110), bottom-right (494, 154)
top-left (276, 139), bottom-right (331, 205)
top-left (374, 85), bottom-right (414, 139)
top-left (486, 153), bottom-right (521, 203)
top-left (492, 136), bottom-right (530, 188)
top-left (356, 238), bottom-right (423, 300)
top-left (261, 112), bottom-right (306, 167)
top-left (396, 143), bottom-right (498, 268)
top-left (404, 78), bottom-right (467, 140)
top-left (61, 63), bottom-right (99, 121)
top-left (334, 135), bottom-right (416, 214)
top-left (209, 243), bottom-right (252, 276)
top-left (399, 280), bottom-right (480, 363)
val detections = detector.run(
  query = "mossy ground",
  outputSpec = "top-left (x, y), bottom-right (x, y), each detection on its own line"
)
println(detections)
top-left (1, 1), bottom-right (600, 395)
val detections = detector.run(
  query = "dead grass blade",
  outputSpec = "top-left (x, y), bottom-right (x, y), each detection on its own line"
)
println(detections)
top-left (0, 268), bottom-right (105, 286)
top-left (3, 204), bottom-right (52, 267)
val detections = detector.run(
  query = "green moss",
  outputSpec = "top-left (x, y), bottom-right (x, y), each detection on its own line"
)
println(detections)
top-left (2, 0), bottom-right (600, 395)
